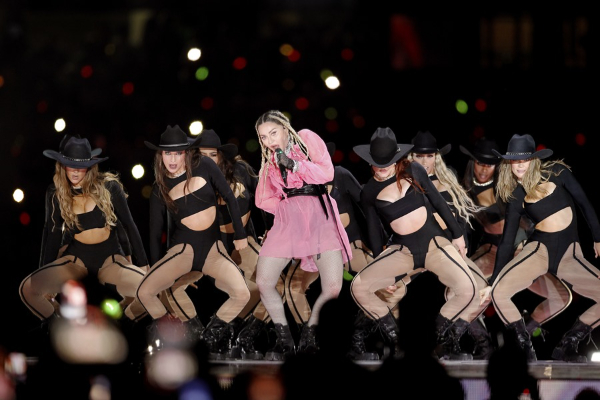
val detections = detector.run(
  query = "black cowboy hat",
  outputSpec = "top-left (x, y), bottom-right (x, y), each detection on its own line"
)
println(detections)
top-left (58, 133), bottom-right (102, 157)
top-left (43, 136), bottom-right (108, 168)
top-left (353, 127), bottom-right (413, 168)
top-left (492, 133), bottom-right (553, 160)
top-left (190, 129), bottom-right (238, 159)
top-left (459, 138), bottom-right (502, 165)
top-left (144, 125), bottom-right (201, 151)
top-left (410, 130), bottom-right (451, 155)
top-left (326, 142), bottom-right (336, 158)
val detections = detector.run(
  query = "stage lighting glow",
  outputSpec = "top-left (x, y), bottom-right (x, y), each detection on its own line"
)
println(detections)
top-left (325, 76), bottom-right (340, 89)
top-left (245, 139), bottom-right (260, 153)
top-left (131, 164), bottom-right (144, 179)
top-left (189, 121), bottom-right (203, 135)
top-left (195, 67), bottom-right (209, 81)
top-left (279, 44), bottom-right (293, 56)
top-left (187, 48), bottom-right (201, 61)
top-left (233, 57), bottom-right (247, 70)
top-left (287, 49), bottom-right (301, 62)
top-left (591, 352), bottom-right (600, 362)
top-left (455, 99), bottom-right (468, 114)
top-left (341, 48), bottom-right (354, 61)
top-left (101, 299), bottom-right (123, 319)
top-left (320, 69), bottom-right (333, 81)
top-left (13, 188), bottom-right (24, 203)
top-left (54, 118), bottom-right (66, 132)
top-left (295, 97), bottom-right (309, 110)
top-left (324, 107), bottom-right (337, 120)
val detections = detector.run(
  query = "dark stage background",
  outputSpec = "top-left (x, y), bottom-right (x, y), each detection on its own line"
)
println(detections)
top-left (1, 1), bottom-right (599, 360)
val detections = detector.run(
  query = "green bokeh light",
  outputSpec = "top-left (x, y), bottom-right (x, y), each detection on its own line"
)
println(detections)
top-left (101, 298), bottom-right (123, 319)
top-left (195, 67), bottom-right (209, 81)
top-left (455, 99), bottom-right (468, 114)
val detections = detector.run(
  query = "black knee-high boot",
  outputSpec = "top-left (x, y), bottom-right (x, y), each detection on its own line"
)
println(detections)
top-left (237, 315), bottom-right (266, 360)
top-left (264, 323), bottom-right (295, 361)
top-left (468, 316), bottom-right (494, 360)
top-left (435, 314), bottom-right (453, 359)
top-left (183, 316), bottom-right (205, 343)
top-left (551, 319), bottom-right (593, 363)
top-left (297, 323), bottom-right (319, 355)
top-left (445, 319), bottom-right (473, 361)
top-left (347, 311), bottom-right (379, 361)
top-left (506, 318), bottom-right (537, 362)
top-left (378, 312), bottom-right (402, 359)
top-left (203, 315), bottom-right (234, 360)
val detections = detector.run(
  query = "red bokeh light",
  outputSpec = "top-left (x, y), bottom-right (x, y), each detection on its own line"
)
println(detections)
top-left (341, 48), bottom-right (354, 61)
top-left (201, 97), bottom-right (214, 110)
top-left (575, 133), bottom-right (586, 146)
top-left (81, 65), bottom-right (93, 78)
top-left (474, 98), bottom-right (487, 112)
top-left (37, 100), bottom-right (48, 113)
top-left (287, 50), bottom-right (301, 62)
top-left (122, 82), bottom-right (134, 96)
top-left (20, 212), bottom-right (31, 226)
top-left (233, 57), bottom-right (247, 70)
top-left (295, 97), bottom-right (309, 110)
top-left (325, 120), bottom-right (339, 133)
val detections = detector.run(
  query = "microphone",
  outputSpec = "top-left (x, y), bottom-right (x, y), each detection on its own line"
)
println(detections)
top-left (275, 148), bottom-right (287, 186)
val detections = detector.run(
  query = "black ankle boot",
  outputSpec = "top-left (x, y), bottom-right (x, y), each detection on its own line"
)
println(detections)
top-left (184, 316), bottom-right (205, 343)
top-left (552, 319), bottom-right (593, 363)
top-left (468, 317), bottom-right (494, 360)
top-left (347, 312), bottom-right (379, 361)
top-left (203, 315), bottom-right (234, 360)
top-left (445, 319), bottom-right (473, 361)
top-left (237, 315), bottom-right (266, 360)
top-left (506, 318), bottom-right (537, 362)
top-left (378, 312), bottom-right (402, 359)
top-left (264, 323), bottom-right (295, 361)
top-left (435, 314), bottom-right (453, 359)
top-left (297, 323), bottom-right (319, 355)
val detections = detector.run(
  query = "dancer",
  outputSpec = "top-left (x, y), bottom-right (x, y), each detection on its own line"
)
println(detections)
top-left (408, 130), bottom-right (489, 360)
top-left (460, 137), bottom-right (572, 349)
top-left (19, 136), bottom-right (148, 329)
top-left (349, 127), bottom-right (480, 360)
top-left (139, 125), bottom-right (250, 359)
top-left (254, 110), bottom-right (351, 360)
top-left (480, 133), bottom-right (600, 362)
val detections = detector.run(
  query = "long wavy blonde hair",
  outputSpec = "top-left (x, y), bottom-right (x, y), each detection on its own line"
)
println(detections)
top-left (53, 162), bottom-right (122, 231)
top-left (255, 110), bottom-right (310, 195)
top-left (496, 158), bottom-right (569, 203)
top-left (408, 152), bottom-right (482, 228)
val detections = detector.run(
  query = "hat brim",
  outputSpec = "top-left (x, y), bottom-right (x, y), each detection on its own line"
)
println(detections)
top-left (459, 145), bottom-right (501, 165)
top-left (144, 140), bottom-right (200, 152)
top-left (43, 149), bottom-right (108, 168)
top-left (411, 143), bottom-right (451, 156)
top-left (492, 148), bottom-right (553, 160)
top-left (353, 143), bottom-right (414, 168)
top-left (192, 138), bottom-right (239, 159)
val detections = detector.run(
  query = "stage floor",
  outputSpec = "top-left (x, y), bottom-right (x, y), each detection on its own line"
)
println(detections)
top-left (208, 358), bottom-right (600, 380)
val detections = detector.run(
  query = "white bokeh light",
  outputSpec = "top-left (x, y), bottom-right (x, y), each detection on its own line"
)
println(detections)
top-left (187, 48), bottom-right (201, 61)
top-left (54, 118), bottom-right (66, 132)
top-left (131, 164), bottom-right (145, 179)
top-left (189, 121), bottom-right (203, 135)
top-left (13, 188), bottom-right (24, 203)
top-left (325, 76), bottom-right (340, 90)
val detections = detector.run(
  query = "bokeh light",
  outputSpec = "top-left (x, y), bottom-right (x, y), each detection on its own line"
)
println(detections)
top-left (474, 98), bottom-right (487, 112)
top-left (279, 44), bottom-right (293, 56)
top-left (80, 65), bottom-right (93, 78)
top-left (233, 57), bottom-right (247, 70)
top-left (189, 121), bottom-right (203, 135)
top-left (13, 188), bottom-right (24, 203)
top-left (187, 47), bottom-right (201, 61)
top-left (325, 76), bottom-right (340, 89)
top-left (575, 133), bottom-right (586, 146)
top-left (101, 299), bottom-right (123, 319)
top-left (455, 99), bottom-right (468, 114)
top-left (131, 164), bottom-right (144, 179)
top-left (245, 139), bottom-right (260, 153)
top-left (19, 212), bottom-right (31, 226)
top-left (195, 67), bottom-right (209, 81)
top-left (122, 82), bottom-right (134, 96)
top-left (295, 97), bottom-right (309, 110)
top-left (54, 118), bottom-right (66, 132)
top-left (324, 107), bottom-right (338, 120)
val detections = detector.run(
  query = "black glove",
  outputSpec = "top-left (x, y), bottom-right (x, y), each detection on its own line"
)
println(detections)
top-left (276, 149), bottom-right (295, 170)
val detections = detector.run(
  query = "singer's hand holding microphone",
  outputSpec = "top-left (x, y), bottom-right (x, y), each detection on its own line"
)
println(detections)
top-left (275, 148), bottom-right (294, 186)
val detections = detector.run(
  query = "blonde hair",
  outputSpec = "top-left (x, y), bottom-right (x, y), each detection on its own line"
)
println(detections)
top-left (496, 158), bottom-right (569, 203)
top-left (53, 162), bottom-right (122, 231)
top-left (255, 110), bottom-right (310, 195)
top-left (409, 152), bottom-right (482, 228)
